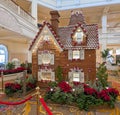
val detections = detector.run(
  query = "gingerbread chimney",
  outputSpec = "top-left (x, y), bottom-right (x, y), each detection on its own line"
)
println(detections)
top-left (50, 11), bottom-right (60, 36)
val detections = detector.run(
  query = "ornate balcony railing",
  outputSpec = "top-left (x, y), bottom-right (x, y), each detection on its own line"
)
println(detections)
top-left (0, 0), bottom-right (36, 25)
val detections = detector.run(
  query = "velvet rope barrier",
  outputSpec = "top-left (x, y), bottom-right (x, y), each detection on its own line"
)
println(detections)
top-left (39, 97), bottom-right (53, 115)
top-left (0, 96), bottom-right (32, 105)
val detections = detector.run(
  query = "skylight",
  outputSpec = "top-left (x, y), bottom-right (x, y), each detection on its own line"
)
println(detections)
top-left (37, 0), bottom-right (120, 10)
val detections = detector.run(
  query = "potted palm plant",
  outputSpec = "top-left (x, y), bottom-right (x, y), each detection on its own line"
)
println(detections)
top-left (101, 49), bottom-right (110, 62)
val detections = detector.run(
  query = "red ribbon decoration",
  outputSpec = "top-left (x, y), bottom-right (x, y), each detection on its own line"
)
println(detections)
top-left (0, 96), bottom-right (32, 105)
top-left (39, 98), bottom-right (53, 115)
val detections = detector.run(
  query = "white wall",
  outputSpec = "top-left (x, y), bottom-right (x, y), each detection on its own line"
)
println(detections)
top-left (0, 39), bottom-right (29, 63)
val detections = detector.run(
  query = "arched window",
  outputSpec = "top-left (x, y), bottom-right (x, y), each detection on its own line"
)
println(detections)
top-left (0, 44), bottom-right (8, 69)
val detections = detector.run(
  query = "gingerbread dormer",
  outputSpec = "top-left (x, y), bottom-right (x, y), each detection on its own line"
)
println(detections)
top-left (58, 10), bottom-right (99, 50)
top-left (71, 23), bottom-right (87, 46)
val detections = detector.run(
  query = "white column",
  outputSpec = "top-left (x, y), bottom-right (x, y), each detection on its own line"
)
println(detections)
top-left (31, 0), bottom-right (37, 23)
top-left (101, 39), bottom-right (107, 51)
top-left (102, 14), bottom-right (107, 33)
top-left (101, 14), bottom-right (108, 51)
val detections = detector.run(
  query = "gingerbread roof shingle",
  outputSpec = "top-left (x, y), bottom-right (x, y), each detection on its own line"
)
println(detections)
top-left (58, 24), bottom-right (99, 49)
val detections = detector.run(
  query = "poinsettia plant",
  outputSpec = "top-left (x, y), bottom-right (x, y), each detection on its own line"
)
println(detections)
top-left (5, 82), bottom-right (22, 96)
top-left (44, 81), bottom-right (119, 111)
top-left (0, 67), bottom-right (25, 75)
top-left (5, 75), bottom-right (37, 96)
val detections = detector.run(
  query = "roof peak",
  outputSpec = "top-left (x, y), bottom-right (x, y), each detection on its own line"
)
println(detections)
top-left (69, 10), bottom-right (85, 25)
top-left (71, 10), bottom-right (83, 16)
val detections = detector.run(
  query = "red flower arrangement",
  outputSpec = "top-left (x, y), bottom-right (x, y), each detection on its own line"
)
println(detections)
top-left (26, 82), bottom-right (36, 91)
top-left (73, 81), bottom-right (89, 88)
top-left (99, 89), bottom-right (111, 101)
top-left (45, 81), bottom-right (119, 111)
top-left (84, 87), bottom-right (98, 95)
top-left (107, 88), bottom-right (119, 97)
top-left (5, 83), bottom-right (22, 96)
top-left (5, 83), bottom-right (21, 91)
top-left (0, 67), bottom-right (25, 75)
top-left (58, 81), bottom-right (72, 93)
top-left (5, 75), bottom-right (37, 96)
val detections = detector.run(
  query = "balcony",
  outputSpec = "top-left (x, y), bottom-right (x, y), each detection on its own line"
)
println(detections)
top-left (0, 0), bottom-right (38, 39)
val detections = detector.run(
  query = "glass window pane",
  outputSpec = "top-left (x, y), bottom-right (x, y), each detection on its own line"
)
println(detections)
top-left (73, 73), bottom-right (79, 82)
top-left (41, 72), bottom-right (51, 80)
top-left (76, 31), bottom-right (83, 42)
top-left (0, 55), bottom-right (5, 63)
top-left (116, 49), bottom-right (120, 55)
top-left (41, 53), bottom-right (51, 64)
top-left (0, 44), bottom-right (8, 65)
top-left (0, 50), bottom-right (5, 54)
top-left (73, 50), bottom-right (80, 59)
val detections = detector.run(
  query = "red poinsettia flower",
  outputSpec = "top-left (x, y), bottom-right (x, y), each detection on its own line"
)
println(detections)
top-left (58, 81), bottom-right (72, 93)
top-left (5, 83), bottom-right (22, 91)
top-left (73, 81), bottom-right (81, 86)
top-left (73, 82), bottom-right (89, 88)
top-left (99, 89), bottom-right (110, 101)
top-left (107, 88), bottom-right (119, 97)
top-left (84, 87), bottom-right (97, 95)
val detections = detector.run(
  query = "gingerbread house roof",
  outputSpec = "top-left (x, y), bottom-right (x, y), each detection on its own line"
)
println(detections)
top-left (29, 11), bottom-right (99, 51)
top-left (58, 24), bottom-right (99, 49)
top-left (29, 22), bottom-right (64, 51)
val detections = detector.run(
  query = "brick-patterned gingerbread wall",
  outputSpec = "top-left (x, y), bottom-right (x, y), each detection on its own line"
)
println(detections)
top-left (32, 40), bottom-right (96, 82)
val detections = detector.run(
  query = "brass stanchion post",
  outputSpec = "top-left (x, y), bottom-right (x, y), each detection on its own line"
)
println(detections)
top-left (36, 87), bottom-right (40, 115)
top-left (0, 71), bottom-right (4, 94)
top-left (23, 70), bottom-right (27, 96)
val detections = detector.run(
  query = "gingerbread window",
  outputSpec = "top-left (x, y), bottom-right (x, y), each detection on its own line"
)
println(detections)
top-left (72, 27), bottom-right (86, 45)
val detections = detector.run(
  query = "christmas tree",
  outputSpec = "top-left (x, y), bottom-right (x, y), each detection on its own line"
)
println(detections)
top-left (55, 66), bottom-right (63, 82)
top-left (96, 62), bottom-right (108, 89)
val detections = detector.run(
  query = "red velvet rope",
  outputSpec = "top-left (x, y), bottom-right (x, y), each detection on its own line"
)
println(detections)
top-left (0, 96), bottom-right (32, 105)
top-left (39, 98), bottom-right (53, 115)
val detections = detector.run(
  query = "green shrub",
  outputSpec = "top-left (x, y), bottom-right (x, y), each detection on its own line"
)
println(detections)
top-left (6, 62), bottom-right (15, 70)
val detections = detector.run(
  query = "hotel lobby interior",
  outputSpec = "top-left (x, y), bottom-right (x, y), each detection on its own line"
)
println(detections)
top-left (0, 0), bottom-right (120, 114)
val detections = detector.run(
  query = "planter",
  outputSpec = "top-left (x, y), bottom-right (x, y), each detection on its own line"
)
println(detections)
top-left (0, 72), bottom-right (24, 82)
top-left (38, 81), bottom-right (50, 88)
top-left (0, 72), bottom-right (24, 90)
top-left (45, 103), bottom-right (115, 115)
top-left (6, 89), bottom-right (35, 98)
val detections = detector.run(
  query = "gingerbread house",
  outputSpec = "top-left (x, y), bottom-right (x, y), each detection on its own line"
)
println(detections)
top-left (29, 11), bottom-right (99, 86)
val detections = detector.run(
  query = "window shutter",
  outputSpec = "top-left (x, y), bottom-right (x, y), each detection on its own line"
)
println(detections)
top-left (80, 71), bottom-right (84, 83)
top-left (51, 72), bottom-right (55, 81)
top-left (80, 49), bottom-right (85, 60)
top-left (51, 54), bottom-right (54, 65)
top-left (38, 71), bottom-right (42, 81)
top-left (68, 72), bottom-right (73, 82)
top-left (68, 50), bottom-right (73, 60)
top-left (38, 54), bottom-right (42, 65)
